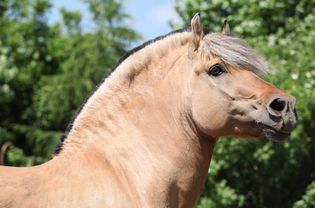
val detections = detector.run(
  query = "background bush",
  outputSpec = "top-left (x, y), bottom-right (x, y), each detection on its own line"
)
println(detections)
top-left (0, 0), bottom-right (139, 165)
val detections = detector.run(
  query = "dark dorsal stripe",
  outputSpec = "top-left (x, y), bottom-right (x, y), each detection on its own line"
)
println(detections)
top-left (54, 28), bottom-right (193, 155)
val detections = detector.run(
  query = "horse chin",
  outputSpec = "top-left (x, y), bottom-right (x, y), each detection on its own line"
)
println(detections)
top-left (231, 123), bottom-right (263, 139)
top-left (256, 122), bottom-right (291, 141)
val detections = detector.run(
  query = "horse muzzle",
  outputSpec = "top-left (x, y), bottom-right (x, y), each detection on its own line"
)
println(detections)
top-left (257, 94), bottom-right (297, 141)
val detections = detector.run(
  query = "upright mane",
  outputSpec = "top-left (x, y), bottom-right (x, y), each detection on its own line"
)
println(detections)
top-left (54, 28), bottom-right (268, 155)
top-left (54, 28), bottom-right (190, 154)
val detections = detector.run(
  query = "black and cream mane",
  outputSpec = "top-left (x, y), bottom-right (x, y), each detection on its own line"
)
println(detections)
top-left (54, 28), bottom-right (191, 155)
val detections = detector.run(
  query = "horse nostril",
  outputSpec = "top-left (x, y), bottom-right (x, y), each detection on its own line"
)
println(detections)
top-left (269, 98), bottom-right (286, 112)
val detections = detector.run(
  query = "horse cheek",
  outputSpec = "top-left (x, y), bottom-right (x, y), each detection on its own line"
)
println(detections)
top-left (191, 87), bottom-right (229, 137)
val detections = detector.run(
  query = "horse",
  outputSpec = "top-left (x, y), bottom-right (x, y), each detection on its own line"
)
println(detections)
top-left (0, 14), bottom-right (297, 208)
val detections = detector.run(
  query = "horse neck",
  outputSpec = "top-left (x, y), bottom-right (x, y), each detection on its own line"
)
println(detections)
top-left (55, 32), bottom-right (217, 206)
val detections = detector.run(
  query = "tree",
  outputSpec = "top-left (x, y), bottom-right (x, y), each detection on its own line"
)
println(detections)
top-left (0, 0), bottom-right (62, 166)
top-left (0, 0), bottom-right (140, 166)
top-left (174, 1), bottom-right (315, 207)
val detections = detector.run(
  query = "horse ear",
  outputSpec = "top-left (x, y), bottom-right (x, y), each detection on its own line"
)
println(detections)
top-left (190, 13), bottom-right (204, 51)
top-left (221, 19), bottom-right (231, 35)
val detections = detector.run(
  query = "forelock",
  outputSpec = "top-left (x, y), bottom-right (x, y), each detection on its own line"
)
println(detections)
top-left (202, 33), bottom-right (269, 73)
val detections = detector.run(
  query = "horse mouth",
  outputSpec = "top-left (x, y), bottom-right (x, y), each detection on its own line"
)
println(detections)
top-left (256, 122), bottom-right (291, 141)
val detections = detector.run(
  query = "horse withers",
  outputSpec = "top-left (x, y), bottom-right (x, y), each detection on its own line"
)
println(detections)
top-left (0, 14), bottom-right (296, 208)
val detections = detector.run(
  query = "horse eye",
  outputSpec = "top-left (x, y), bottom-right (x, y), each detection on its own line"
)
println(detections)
top-left (208, 64), bottom-right (226, 77)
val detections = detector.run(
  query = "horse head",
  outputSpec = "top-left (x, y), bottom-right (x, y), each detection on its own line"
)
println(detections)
top-left (183, 14), bottom-right (297, 141)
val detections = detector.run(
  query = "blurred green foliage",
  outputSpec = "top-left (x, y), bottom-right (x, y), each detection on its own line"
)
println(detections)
top-left (0, 0), bottom-right (140, 165)
top-left (175, 0), bottom-right (315, 207)
top-left (294, 181), bottom-right (315, 208)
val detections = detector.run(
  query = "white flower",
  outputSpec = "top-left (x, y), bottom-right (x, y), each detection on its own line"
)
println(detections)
top-left (291, 73), bottom-right (298, 80)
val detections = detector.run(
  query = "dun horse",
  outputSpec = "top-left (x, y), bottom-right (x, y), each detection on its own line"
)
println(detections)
top-left (0, 14), bottom-right (297, 208)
